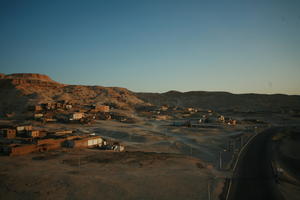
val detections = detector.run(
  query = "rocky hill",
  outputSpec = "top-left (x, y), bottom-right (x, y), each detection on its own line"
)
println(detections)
top-left (1, 73), bottom-right (299, 115)
top-left (136, 91), bottom-right (300, 112)
top-left (0, 73), bottom-right (144, 114)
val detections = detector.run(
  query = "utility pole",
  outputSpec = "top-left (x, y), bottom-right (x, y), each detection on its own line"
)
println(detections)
top-left (208, 182), bottom-right (211, 200)
top-left (78, 156), bottom-right (81, 168)
top-left (219, 151), bottom-right (222, 170)
top-left (241, 135), bottom-right (244, 146)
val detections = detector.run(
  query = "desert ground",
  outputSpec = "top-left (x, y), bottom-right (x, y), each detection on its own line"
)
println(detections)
top-left (0, 73), bottom-right (299, 200)
top-left (0, 113), bottom-right (290, 200)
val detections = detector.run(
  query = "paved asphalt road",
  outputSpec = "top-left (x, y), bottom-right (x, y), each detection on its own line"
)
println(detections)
top-left (227, 127), bottom-right (284, 200)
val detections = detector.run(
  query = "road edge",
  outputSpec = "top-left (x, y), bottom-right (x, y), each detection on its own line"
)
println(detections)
top-left (222, 129), bottom-right (262, 200)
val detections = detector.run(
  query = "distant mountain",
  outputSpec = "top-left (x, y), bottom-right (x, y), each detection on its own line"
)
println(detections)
top-left (136, 91), bottom-right (300, 112)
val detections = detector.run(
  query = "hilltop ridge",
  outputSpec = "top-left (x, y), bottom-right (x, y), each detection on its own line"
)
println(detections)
top-left (136, 90), bottom-right (300, 112)
top-left (0, 73), bottom-right (144, 114)
top-left (2, 73), bottom-right (55, 82)
top-left (0, 73), bottom-right (299, 115)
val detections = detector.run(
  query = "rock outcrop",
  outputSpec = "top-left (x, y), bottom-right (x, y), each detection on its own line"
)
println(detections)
top-left (4, 73), bottom-right (55, 82)
top-left (0, 73), bottom-right (61, 88)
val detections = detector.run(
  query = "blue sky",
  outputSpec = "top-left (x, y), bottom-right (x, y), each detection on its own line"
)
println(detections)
top-left (0, 0), bottom-right (299, 94)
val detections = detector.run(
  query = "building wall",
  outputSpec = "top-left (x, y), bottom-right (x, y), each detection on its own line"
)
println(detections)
top-left (16, 125), bottom-right (32, 133)
top-left (34, 113), bottom-right (43, 119)
top-left (10, 144), bottom-right (38, 156)
top-left (96, 105), bottom-right (110, 112)
top-left (72, 113), bottom-right (84, 120)
top-left (27, 130), bottom-right (40, 137)
top-left (67, 136), bottom-right (103, 148)
top-left (0, 129), bottom-right (16, 139)
top-left (87, 137), bottom-right (103, 147)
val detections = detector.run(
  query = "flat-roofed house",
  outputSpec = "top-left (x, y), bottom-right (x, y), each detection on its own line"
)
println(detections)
top-left (69, 112), bottom-right (84, 121)
top-left (34, 113), bottom-right (44, 119)
top-left (64, 136), bottom-right (103, 148)
top-left (26, 130), bottom-right (40, 138)
top-left (92, 105), bottom-right (110, 113)
top-left (16, 125), bottom-right (32, 133)
top-left (5, 144), bottom-right (38, 156)
top-left (0, 128), bottom-right (16, 139)
top-left (65, 104), bottom-right (72, 110)
top-left (29, 105), bottom-right (43, 111)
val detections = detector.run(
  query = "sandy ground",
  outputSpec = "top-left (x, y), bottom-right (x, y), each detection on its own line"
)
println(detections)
top-left (1, 112), bottom-right (297, 200)
top-left (273, 127), bottom-right (300, 200)
top-left (0, 149), bottom-right (215, 200)
top-left (38, 119), bottom-right (248, 166)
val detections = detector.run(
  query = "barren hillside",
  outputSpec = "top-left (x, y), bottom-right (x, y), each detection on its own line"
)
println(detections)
top-left (1, 73), bottom-right (299, 115)
top-left (0, 73), bottom-right (144, 114)
top-left (136, 91), bottom-right (300, 112)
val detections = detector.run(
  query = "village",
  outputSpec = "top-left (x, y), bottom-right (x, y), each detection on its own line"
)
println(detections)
top-left (0, 98), bottom-right (276, 200)
top-left (137, 104), bottom-right (239, 126)
top-left (0, 97), bottom-right (250, 157)
top-left (0, 74), bottom-right (295, 200)
top-left (0, 100), bottom-right (128, 156)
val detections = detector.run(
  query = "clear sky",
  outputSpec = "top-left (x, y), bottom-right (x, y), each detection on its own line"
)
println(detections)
top-left (0, 0), bottom-right (299, 94)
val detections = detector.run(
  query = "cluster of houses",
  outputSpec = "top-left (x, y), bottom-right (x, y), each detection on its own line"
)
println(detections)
top-left (29, 100), bottom-right (73, 112)
top-left (172, 115), bottom-right (237, 127)
top-left (0, 124), bottom-right (125, 156)
top-left (136, 104), bottom-right (237, 126)
top-left (28, 101), bottom-right (137, 124)
top-left (137, 105), bottom-right (200, 120)
top-left (171, 110), bottom-right (237, 127)
top-left (29, 101), bottom-right (111, 124)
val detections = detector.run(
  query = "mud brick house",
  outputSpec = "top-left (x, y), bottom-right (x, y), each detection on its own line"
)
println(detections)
top-left (2, 144), bottom-right (38, 156)
top-left (36, 138), bottom-right (66, 151)
top-left (69, 112), bottom-right (84, 121)
top-left (35, 136), bottom-right (80, 152)
top-left (54, 130), bottom-right (73, 136)
top-left (28, 105), bottom-right (43, 112)
top-left (154, 115), bottom-right (169, 120)
top-left (44, 118), bottom-right (57, 123)
top-left (41, 103), bottom-right (56, 110)
top-left (26, 130), bottom-right (40, 138)
top-left (218, 115), bottom-right (225, 123)
top-left (34, 113), bottom-right (44, 119)
top-left (92, 105), bottom-right (110, 113)
top-left (65, 104), bottom-right (72, 109)
top-left (227, 119), bottom-right (237, 125)
top-left (160, 105), bottom-right (169, 111)
top-left (110, 112), bottom-right (128, 122)
top-left (64, 136), bottom-right (103, 148)
top-left (98, 112), bottom-right (112, 120)
top-left (0, 128), bottom-right (16, 139)
top-left (16, 125), bottom-right (32, 133)
top-left (5, 113), bottom-right (15, 118)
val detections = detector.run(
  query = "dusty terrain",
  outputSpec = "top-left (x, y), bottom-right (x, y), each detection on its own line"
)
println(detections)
top-left (0, 73), bottom-right (299, 200)
top-left (0, 73), bottom-right (144, 115)
top-left (272, 128), bottom-right (300, 200)
top-left (0, 117), bottom-right (270, 200)
top-left (0, 149), bottom-right (213, 200)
